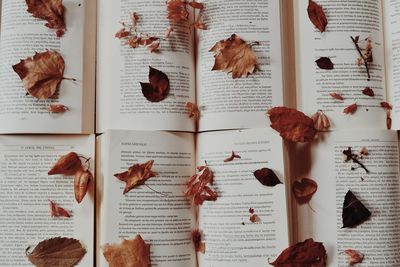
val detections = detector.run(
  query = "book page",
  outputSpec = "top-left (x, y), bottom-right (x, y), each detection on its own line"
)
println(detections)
top-left (0, 0), bottom-right (94, 134)
top-left (0, 135), bottom-right (95, 266)
top-left (97, 0), bottom-right (195, 133)
top-left (294, 130), bottom-right (400, 265)
top-left (294, 0), bottom-right (387, 129)
top-left (196, 0), bottom-right (284, 131)
top-left (196, 128), bottom-right (289, 266)
top-left (383, 0), bottom-right (400, 129)
top-left (97, 130), bottom-right (197, 267)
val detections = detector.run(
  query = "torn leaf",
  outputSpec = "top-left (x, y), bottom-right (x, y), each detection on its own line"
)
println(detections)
top-left (50, 200), bottom-right (71, 218)
top-left (342, 190), bottom-right (371, 228)
top-left (140, 67), bottom-right (170, 102)
top-left (307, 0), bottom-right (328, 32)
top-left (253, 168), bottom-right (282, 187)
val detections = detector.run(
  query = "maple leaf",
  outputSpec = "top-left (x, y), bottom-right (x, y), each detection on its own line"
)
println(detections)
top-left (269, 238), bottom-right (327, 267)
top-left (343, 103), bottom-right (358, 114)
top-left (74, 169), bottom-right (93, 204)
top-left (114, 160), bottom-right (158, 195)
top-left (185, 165), bottom-right (218, 205)
top-left (253, 168), bottom-right (282, 187)
top-left (48, 152), bottom-right (83, 176)
top-left (26, 237), bottom-right (86, 267)
top-left (25, 0), bottom-right (66, 37)
top-left (48, 104), bottom-right (69, 113)
top-left (210, 34), bottom-right (258, 79)
top-left (13, 51), bottom-right (75, 100)
top-left (315, 57), bottom-right (334, 69)
top-left (311, 110), bottom-right (330, 132)
top-left (140, 67), bottom-right (170, 102)
top-left (224, 151), bottom-right (241, 162)
top-left (307, 0), bottom-right (328, 33)
top-left (267, 107), bottom-right (317, 143)
top-left (292, 178), bottom-right (318, 205)
top-left (342, 190), bottom-right (371, 228)
top-left (103, 235), bottom-right (150, 267)
top-left (345, 249), bottom-right (364, 266)
top-left (49, 200), bottom-right (71, 218)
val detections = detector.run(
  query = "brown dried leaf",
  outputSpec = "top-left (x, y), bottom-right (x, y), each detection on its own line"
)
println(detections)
top-left (25, 0), bottom-right (66, 37)
top-left (380, 101), bottom-right (393, 110)
top-left (147, 41), bottom-right (160, 53)
top-left (342, 190), bottom-right (371, 228)
top-left (185, 165), bottom-right (218, 205)
top-left (267, 107), bottom-right (317, 143)
top-left (269, 238), bottom-right (327, 267)
top-left (26, 237), bottom-right (86, 267)
top-left (224, 151), bottom-right (241, 162)
top-left (307, 0), bottom-right (328, 32)
top-left (311, 110), bottom-right (330, 131)
top-left (362, 87), bottom-right (374, 97)
top-left (292, 178), bottom-right (318, 205)
top-left (13, 51), bottom-right (74, 100)
top-left (114, 160), bottom-right (158, 195)
top-left (48, 104), bottom-right (69, 113)
top-left (103, 235), bottom-right (150, 267)
top-left (343, 103), bottom-right (358, 114)
top-left (250, 214), bottom-right (260, 223)
top-left (140, 67), bottom-right (170, 102)
top-left (74, 169), bottom-right (93, 204)
top-left (115, 28), bottom-right (130, 39)
top-left (188, 1), bottom-right (204, 10)
top-left (186, 102), bottom-right (200, 122)
top-left (167, 0), bottom-right (189, 22)
top-left (253, 168), bottom-right (282, 187)
top-left (210, 34), bottom-right (258, 79)
top-left (315, 57), bottom-right (334, 69)
top-left (191, 229), bottom-right (205, 253)
top-left (49, 200), bottom-right (71, 218)
top-left (48, 152), bottom-right (83, 176)
top-left (330, 92), bottom-right (344, 101)
top-left (345, 249), bottom-right (364, 266)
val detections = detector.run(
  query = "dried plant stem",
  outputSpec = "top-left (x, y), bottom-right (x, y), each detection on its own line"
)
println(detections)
top-left (144, 184), bottom-right (168, 197)
top-left (350, 36), bottom-right (371, 81)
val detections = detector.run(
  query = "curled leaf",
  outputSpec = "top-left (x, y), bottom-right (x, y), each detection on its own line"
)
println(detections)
top-left (210, 34), bottom-right (258, 79)
top-left (13, 51), bottom-right (74, 100)
top-left (311, 110), bottom-right (330, 132)
top-left (307, 0), bottom-right (327, 32)
top-left (342, 190), bottom-right (371, 228)
top-left (362, 87), bottom-right (374, 97)
top-left (380, 101), bottom-right (393, 110)
top-left (224, 151), bottom-right (241, 162)
top-left (185, 165), bottom-right (218, 205)
top-left (267, 107), bottom-right (317, 143)
top-left (103, 235), bottom-right (150, 267)
top-left (345, 249), bottom-right (364, 266)
top-left (140, 67), bottom-right (170, 102)
top-left (48, 152), bottom-right (83, 176)
top-left (26, 237), bottom-right (86, 267)
top-left (330, 92), bottom-right (344, 101)
top-left (25, 0), bottom-right (66, 37)
top-left (49, 200), bottom-right (71, 218)
top-left (74, 169), bottom-right (93, 204)
top-left (269, 238), bottom-right (327, 267)
top-left (292, 178), bottom-right (318, 204)
top-left (253, 168), bottom-right (282, 187)
top-left (191, 229), bottom-right (205, 253)
top-left (343, 103), bottom-right (358, 114)
top-left (48, 104), bottom-right (69, 113)
top-left (315, 57), bottom-right (333, 70)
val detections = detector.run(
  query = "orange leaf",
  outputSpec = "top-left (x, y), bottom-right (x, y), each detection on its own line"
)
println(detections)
top-left (49, 200), bottom-right (71, 218)
top-left (344, 103), bottom-right (358, 114)
top-left (103, 235), bottom-right (150, 267)
top-left (307, 0), bottom-right (327, 32)
top-left (25, 0), bottom-right (66, 37)
top-left (210, 34), bottom-right (258, 79)
top-left (13, 51), bottom-right (74, 100)
top-left (185, 165), bottom-right (218, 205)
top-left (140, 67), bottom-right (170, 102)
top-left (311, 110), bottom-right (330, 131)
top-left (114, 160), bottom-right (158, 195)
top-left (47, 104), bottom-right (69, 113)
top-left (345, 249), bottom-right (364, 266)
top-left (74, 169), bottom-right (93, 204)
top-left (48, 152), bottom-right (83, 176)
top-left (267, 107), bottom-right (317, 143)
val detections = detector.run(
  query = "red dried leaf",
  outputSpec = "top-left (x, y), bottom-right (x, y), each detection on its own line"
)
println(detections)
top-left (48, 104), bottom-right (69, 113)
top-left (188, 1), bottom-right (204, 10)
top-left (345, 249), bottom-right (364, 266)
top-left (74, 169), bottom-right (93, 204)
top-left (224, 151), bottom-right (241, 162)
top-left (192, 22), bottom-right (208, 30)
top-left (330, 92), bottom-right (344, 101)
top-left (185, 165), bottom-right (218, 205)
top-left (140, 67), bottom-right (170, 102)
top-left (48, 152), bottom-right (83, 176)
top-left (191, 229), bottom-right (205, 253)
top-left (186, 102), bottom-right (200, 122)
top-left (25, 0), bottom-right (66, 37)
top-left (362, 87), bottom-right (374, 97)
top-left (380, 101), bottom-right (393, 110)
top-left (166, 0), bottom-right (189, 22)
top-left (343, 103), bottom-right (358, 114)
top-left (250, 214), bottom-right (260, 223)
top-left (114, 160), bottom-right (158, 195)
top-left (307, 0), bottom-right (328, 32)
top-left (269, 238), bottom-right (327, 267)
top-left (311, 110), bottom-right (330, 132)
top-left (315, 57), bottom-right (333, 69)
top-left (267, 107), bottom-right (317, 143)
top-left (49, 200), bottom-right (71, 218)
top-left (292, 178), bottom-right (318, 205)
top-left (253, 168), bottom-right (282, 187)
top-left (115, 28), bottom-right (130, 39)
top-left (249, 208), bottom-right (255, 214)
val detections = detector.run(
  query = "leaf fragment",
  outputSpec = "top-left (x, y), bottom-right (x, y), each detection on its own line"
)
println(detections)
top-left (185, 165), bottom-right (218, 205)
top-left (307, 0), bottom-right (328, 32)
top-left (103, 235), bottom-right (150, 267)
top-left (26, 237), bottom-right (86, 267)
top-left (74, 169), bottom-right (93, 204)
top-left (269, 238), bottom-right (327, 267)
top-left (210, 34), bottom-right (258, 79)
top-left (250, 214), bottom-right (260, 223)
top-left (49, 200), bottom-right (71, 218)
top-left (380, 101), bottom-right (393, 110)
top-left (362, 87), bottom-right (374, 97)
top-left (224, 151), bottom-right (241, 162)
top-left (167, 0), bottom-right (189, 22)
top-left (343, 103), bottom-right (358, 114)
top-left (342, 190), bottom-right (371, 228)
top-left (48, 104), bottom-right (69, 113)
top-left (192, 22), bottom-right (208, 30)
top-left (140, 67), bottom-right (170, 102)
top-left (292, 178), bottom-right (318, 205)
top-left (345, 249), bottom-right (364, 266)
top-left (253, 168), bottom-right (282, 187)
top-left (191, 229), bottom-right (205, 253)
top-left (267, 107), bottom-right (317, 143)
top-left (315, 57), bottom-right (334, 69)
top-left (330, 92), bottom-right (344, 101)
top-left (311, 110), bottom-right (330, 131)
top-left (186, 102), bottom-right (200, 122)
top-left (48, 152), bottom-right (83, 176)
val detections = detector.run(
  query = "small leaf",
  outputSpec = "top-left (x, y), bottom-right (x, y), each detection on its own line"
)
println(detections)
top-left (330, 92), bottom-right (344, 101)
top-left (26, 237), bottom-right (86, 267)
top-left (48, 152), bottom-right (83, 176)
top-left (49, 200), bottom-right (71, 218)
top-left (315, 57), bottom-right (334, 69)
top-left (386, 111), bottom-right (392, 130)
top-left (345, 249), bottom-right (364, 266)
top-left (140, 67), bottom-right (170, 102)
top-left (191, 229), bottom-right (205, 253)
top-left (48, 104), bottom-right (69, 113)
top-left (74, 169), bottom-right (93, 204)
top-left (185, 165), bottom-right (218, 205)
top-left (292, 178), bottom-right (318, 205)
top-left (167, 0), bottom-right (189, 22)
top-left (362, 87), bottom-right (374, 97)
top-left (311, 110), bottom-right (330, 131)
top-left (192, 22), bottom-right (208, 30)
top-left (188, 1), bottom-right (204, 10)
top-left (342, 190), bottom-right (371, 228)
top-left (253, 168), bottom-right (282, 187)
top-left (307, 0), bottom-right (328, 32)
top-left (343, 103), bottom-right (358, 114)
top-left (224, 151), bottom-right (241, 162)
top-left (186, 102), bottom-right (200, 122)
top-left (380, 101), bottom-right (392, 110)
top-left (250, 214), bottom-right (260, 223)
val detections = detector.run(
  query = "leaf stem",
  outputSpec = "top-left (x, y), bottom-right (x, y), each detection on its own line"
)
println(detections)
top-left (144, 184), bottom-right (169, 197)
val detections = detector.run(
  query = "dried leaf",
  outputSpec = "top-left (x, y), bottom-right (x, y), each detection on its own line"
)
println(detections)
top-left (380, 101), bottom-right (393, 110)
top-left (191, 229), bottom-right (205, 253)
top-left (164, 26), bottom-right (173, 38)
top-left (167, 0), bottom-right (189, 22)
top-left (185, 165), bottom-right (218, 205)
top-left (48, 152), bottom-right (83, 176)
top-left (147, 41), bottom-right (160, 53)
top-left (115, 28), bottom-right (130, 39)
top-left (74, 169), bottom-right (93, 204)
top-left (114, 160), bottom-right (157, 195)
top-left (188, 1), bottom-right (204, 10)
top-left (311, 110), bottom-right (330, 131)
top-left (25, 0), bottom-right (66, 37)
top-left (49, 200), bottom-right (71, 218)
top-left (343, 103), bottom-right (358, 114)
top-left (253, 168), bottom-right (282, 187)
top-left (269, 238), bottom-right (327, 267)
top-left (250, 214), bottom-right (260, 223)
top-left (186, 102), bottom-right (200, 122)
top-left (210, 34), bottom-right (258, 79)
top-left (315, 57), bottom-right (333, 69)
top-left (267, 107), bottom-right (317, 143)
top-left (307, 0), bottom-right (327, 32)
top-left (140, 67), bottom-right (170, 102)
top-left (292, 178), bottom-right (318, 205)
top-left (103, 235), bottom-right (150, 267)
top-left (13, 51), bottom-right (74, 100)
top-left (362, 87), bottom-right (374, 97)
top-left (330, 92), bottom-right (344, 101)
top-left (192, 22), bottom-right (208, 30)
top-left (342, 190), bottom-right (371, 228)
top-left (386, 111), bottom-right (392, 130)
top-left (345, 249), bottom-right (364, 266)
top-left (26, 237), bottom-right (86, 267)
top-left (48, 104), bottom-right (69, 113)
top-left (224, 151), bottom-right (241, 162)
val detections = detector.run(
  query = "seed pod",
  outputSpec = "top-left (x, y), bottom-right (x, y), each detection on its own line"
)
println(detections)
top-left (48, 152), bottom-right (82, 176)
top-left (311, 110), bottom-right (330, 131)
top-left (74, 169), bottom-right (93, 204)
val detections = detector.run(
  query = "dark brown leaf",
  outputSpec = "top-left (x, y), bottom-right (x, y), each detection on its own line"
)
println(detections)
top-left (315, 57), bottom-right (334, 69)
top-left (140, 67), bottom-right (170, 102)
top-left (342, 190), bottom-right (371, 228)
top-left (307, 0), bottom-right (328, 32)
top-left (253, 168), bottom-right (282, 187)
top-left (292, 178), bottom-right (318, 205)
top-left (48, 152), bottom-right (83, 176)
top-left (362, 87), bottom-right (374, 97)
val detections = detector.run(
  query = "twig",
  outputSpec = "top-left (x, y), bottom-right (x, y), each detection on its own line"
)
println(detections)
top-left (351, 36), bottom-right (371, 81)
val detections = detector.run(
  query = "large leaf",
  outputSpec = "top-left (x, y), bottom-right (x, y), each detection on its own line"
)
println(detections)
top-left (48, 152), bottom-right (83, 176)
top-left (307, 0), bottom-right (327, 32)
top-left (140, 67), bottom-right (170, 102)
top-left (342, 190), bottom-right (371, 228)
